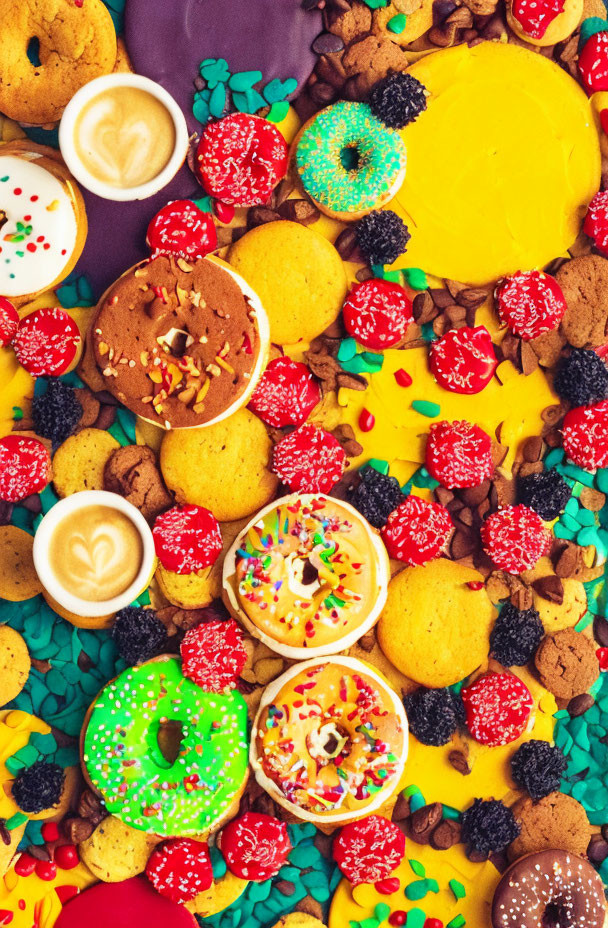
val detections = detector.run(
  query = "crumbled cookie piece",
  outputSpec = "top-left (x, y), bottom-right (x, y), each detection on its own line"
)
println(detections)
top-left (103, 444), bottom-right (172, 523)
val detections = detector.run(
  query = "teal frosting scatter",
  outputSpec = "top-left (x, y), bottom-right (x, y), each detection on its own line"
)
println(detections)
top-left (56, 274), bottom-right (95, 308)
top-left (194, 58), bottom-right (297, 124)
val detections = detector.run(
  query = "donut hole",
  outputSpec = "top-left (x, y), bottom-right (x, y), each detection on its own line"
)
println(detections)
top-left (340, 144), bottom-right (361, 173)
top-left (157, 326), bottom-right (194, 358)
top-left (301, 559), bottom-right (319, 586)
top-left (542, 901), bottom-right (569, 928)
top-left (26, 37), bottom-right (42, 68)
top-left (306, 721), bottom-right (350, 765)
top-left (154, 719), bottom-right (185, 768)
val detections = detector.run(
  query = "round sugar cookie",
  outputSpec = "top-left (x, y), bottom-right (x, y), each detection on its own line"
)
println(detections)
top-left (0, 525), bottom-right (43, 602)
top-left (0, 625), bottom-right (30, 707)
top-left (52, 428), bottom-right (120, 498)
top-left (378, 558), bottom-right (496, 687)
top-left (228, 221), bottom-right (348, 345)
top-left (79, 815), bottom-right (159, 883)
top-left (160, 409), bottom-right (279, 521)
top-left (390, 42), bottom-right (600, 286)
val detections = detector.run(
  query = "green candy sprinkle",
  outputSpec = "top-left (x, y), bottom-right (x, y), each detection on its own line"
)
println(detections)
top-left (449, 879), bottom-right (467, 900)
top-left (374, 903), bottom-right (391, 921)
top-left (447, 916), bottom-right (466, 928)
top-left (266, 101), bottom-right (290, 123)
top-left (405, 880), bottom-right (430, 901)
top-left (384, 270), bottom-right (403, 284)
top-left (209, 83), bottom-right (227, 118)
top-left (366, 458), bottom-right (390, 475)
top-left (12, 406), bottom-right (23, 421)
top-left (403, 267), bottom-right (427, 289)
top-left (408, 858), bottom-right (426, 877)
top-left (229, 70), bottom-right (263, 91)
top-left (263, 77), bottom-right (297, 104)
top-left (5, 812), bottom-right (28, 829)
top-left (403, 784), bottom-right (424, 797)
top-left (388, 12), bottom-right (407, 32)
top-left (409, 792), bottom-right (426, 813)
top-left (442, 804), bottom-right (461, 821)
top-left (412, 400), bottom-right (440, 417)
top-left (403, 909), bottom-right (426, 928)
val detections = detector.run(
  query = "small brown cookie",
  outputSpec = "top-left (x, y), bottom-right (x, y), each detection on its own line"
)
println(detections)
top-left (342, 35), bottom-right (411, 96)
top-left (557, 254), bottom-right (608, 348)
top-left (103, 444), bottom-right (172, 523)
top-left (0, 626), bottom-right (30, 707)
top-left (0, 526), bottom-right (43, 602)
top-left (534, 627), bottom-right (599, 700)
top-left (509, 792), bottom-right (591, 860)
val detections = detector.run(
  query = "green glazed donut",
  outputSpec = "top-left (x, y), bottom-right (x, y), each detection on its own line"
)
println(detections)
top-left (295, 101), bottom-right (406, 218)
top-left (82, 657), bottom-right (249, 836)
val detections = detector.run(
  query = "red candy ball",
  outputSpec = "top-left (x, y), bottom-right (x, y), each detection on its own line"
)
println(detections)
top-left (0, 435), bottom-right (51, 502)
top-left (375, 877), bottom-right (401, 894)
top-left (146, 838), bottom-right (213, 904)
top-left (382, 494), bottom-right (453, 566)
top-left (196, 113), bottom-right (288, 207)
top-left (429, 325), bottom-right (497, 395)
top-left (562, 400), bottom-right (608, 470)
top-left (152, 504), bottom-right (222, 574)
top-left (219, 812), bottom-right (292, 881)
top-left (461, 671), bottom-right (534, 747)
top-left (54, 845), bottom-right (79, 870)
top-left (389, 914), bottom-right (407, 927)
top-left (0, 297), bottom-right (19, 348)
top-left (510, 0), bottom-right (564, 38)
top-left (342, 279), bottom-right (413, 350)
top-left (495, 270), bottom-right (567, 340)
top-left (13, 307), bottom-right (80, 377)
top-left (146, 200), bottom-right (217, 260)
top-left (180, 619), bottom-right (247, 693)
top-left (14, 852), bottom-right (37, 877)
top-left (584, 190), bottom-right (608, 256)
top-left (248, 356), bottom-right (320, 428)
top-left (35, 860), bottom-right (57, 881)
top-left (579, 31), bottom-right (608, 94)
top-left (333, 815), bottom-right (406, 886)
top-left (272, 423), bottom-right (346, 494)
top-left (41, 822), bottom-right (59, 842)
top-left (425, 420), bottom-right (493, 489)
top-left (480, 504), bottom-right (551, 574)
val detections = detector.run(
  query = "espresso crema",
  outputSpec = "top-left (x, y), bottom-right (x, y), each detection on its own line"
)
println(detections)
top-left (49, 504), bottom-right (143, 602)
top-left (73, 86), bottom-right (176, 188)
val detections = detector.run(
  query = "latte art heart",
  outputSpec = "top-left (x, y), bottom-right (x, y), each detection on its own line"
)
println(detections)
top-left (49, 505), bottom-right (144, 603)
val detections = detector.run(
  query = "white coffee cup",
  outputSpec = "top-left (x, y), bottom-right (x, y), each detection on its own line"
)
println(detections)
top-left (33, 490), bottom-right (156, 618)
top-left (59, 73), bottom-right (189, 201)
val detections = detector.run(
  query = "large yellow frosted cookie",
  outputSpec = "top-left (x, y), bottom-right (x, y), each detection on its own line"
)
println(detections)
top-left (378, 558), bottom-right (496, 686)
top-left (390, 42), bottom-right (600, 285)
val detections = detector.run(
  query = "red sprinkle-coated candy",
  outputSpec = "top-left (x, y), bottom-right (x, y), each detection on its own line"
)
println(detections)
top-left (425, 419), bottom-right (493, 489)
top-left (510, 0), bottom-right (564, 38)
top-left (382, 494), bottom-right (453, 566)
top-left (0, 297), bottom-right (19, 348)
top-left (333, 815), bottom-right (406, 886)
top-left (429, 325), bottom-right (497, 395)
top-left (562, 400), bottom-right (608, 470)
top-left (584, 190), bottom-right (608, 256)
top-left (35, 860), bottom-right (57, 881)
top-left (146, 838), bottom-right (213, 903)
top-left (14, 307), bottom-right (80, 377)
top-left (480, 504), bottom-right (551, 574)
top-left (495, 270), bottom-right (567, 340)
top-left (389, 911), bottom-right (408, 925)
top-left (248, 356), bottom-right (320, 428)
top-left (596, 647), bottom-right (608, 670)
top-left (220, 812), bottom-right (292, 881)
top-left (146, 200), bottom-right (217, 260)
top-left (152, 504), bottom-right (222, 574)
top-left (425, 920), bottom-right (444, 928)
top-left (342, 278), bottom-right (413, 350)
top-left (394, 368), bottom-right (412, 387)
top-left (180, 619), bottom-right (247, 693)
top-left (272, 423), bottom-right (347, 493)
top-left (14, 853), bottom-right (37, 877)
top-left (196, 113), bottom-right (288, 206)
top-left (359, 408), bottom-right (375, 432)
top-left (0, 435), bottom-right (51, 502)
top-left (461, 671), bottom-right (534, 747)
top-left (41, 822), bottom-right (59, 843)
top-left (375, 877), bottom-right (401, 894)
top-left (55, 845), bottom-right (79, 870)
top-left (579, 30), bottom-right (608, 94)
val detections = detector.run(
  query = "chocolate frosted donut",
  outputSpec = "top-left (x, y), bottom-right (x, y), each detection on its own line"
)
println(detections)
top-left (492, 850), bottom-right (607, 928)
top-left (90, 254), bottom-right (269, 429)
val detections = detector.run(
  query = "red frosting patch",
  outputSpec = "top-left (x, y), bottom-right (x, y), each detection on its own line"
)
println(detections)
top-left (146, 838), bottom-right (213, 904)
top-left (272, 423), bottom-right (347, 493)
top-left (381, 494), bottom-right (453, 566)
top-left (333, 815), bottom-right (406, 886)
top-left (55, 875), bottom-right (197, 928)
top-left (579, 31), bottom-right (608, 95)
top-left (562, 400), bottom-right (608, 470)
top-left (425, 420), bottom-right (493, 489)
top-left (461, 672), bottom-right (534, 747)
top-left (180, 619), bottom-right (247, 692)
top-left (219, 812), bottom-right (292, 881)
top-left (0, 435), bottom-right (51, 502)
top-left (0, 297), bottom-right (19, 348)
top-left (196, 113), bottom-right (288, 207)
top-left (429, 325), bottom-right (497, 395)
top-left (146, 200), bottom-right (217, 260)
top-left (342, 279), bottom-right (414, 350)
top-left (248, 356), bottom-right (320, 428)
top-left (495, 270), bottom-right (567, 340)
top-left (13, 308), bottom-right (80, 377)
top-left (511, 0), bottom-right (564, 38)
top-left (584, 190), bottom-right (608, 257)
top-left (480, 504), bottom-right (551, 574)
top-left (152, 505), bottom-right (222, 574)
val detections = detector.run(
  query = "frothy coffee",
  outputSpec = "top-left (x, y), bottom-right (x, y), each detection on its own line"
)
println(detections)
top-left (49, 504), bottom-right (143, 602)
top-left (73, 86), bottom-right (176, 188)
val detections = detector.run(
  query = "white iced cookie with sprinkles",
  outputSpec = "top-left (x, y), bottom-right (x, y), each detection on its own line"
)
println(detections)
top-left (0, 141), bottom-right (87, 305)
top-left (81, 656), bottom-right (249, 837)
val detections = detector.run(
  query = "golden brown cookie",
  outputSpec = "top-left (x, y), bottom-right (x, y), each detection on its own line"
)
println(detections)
top-left (0, 0), bottom-right (117, 125)
top-left (228, 221), bottom-right (348, 345)
top-left (509, 792), bottom-right (591, 860)
top-left (557, 254), bottom-right (608, 348)
top-left (0, 525), bottom-right (42, 602)
top-left (103, 444), bottom-right (172, 523)
top-left (79, 815), bottom-right (159, 882)
top-left (155, 563), bottom-right (221, 610)
top-left (52, 428), bottom-right (120, 498)
top-left (0, 626), bottom-right (30, 707)
top-left (160, 409), bottom-right (279, 521)
top-left (522, 557), bottom-right (587, 632)
top-left (372, 0), bottom-right (434, 46)
top-left (271, 917), bottom-right (326, 928)
top-left (534, 627), bottom-right (599, 700)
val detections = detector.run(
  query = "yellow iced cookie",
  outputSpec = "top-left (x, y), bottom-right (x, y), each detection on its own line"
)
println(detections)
top-left (79, 815), bottom-right (158, 883)
top-left (52, 428), bottom-right (120, 498)
top-left (390, 42), bottom-right (600, 285)
top-left (521, 556), bottom-right (587, 632)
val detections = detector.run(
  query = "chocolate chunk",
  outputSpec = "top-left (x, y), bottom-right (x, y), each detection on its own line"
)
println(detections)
top-left (312, 32), bottom-right (344, 54)
top-left (27, 844), bottom-right (51, 861)
top-left (457, 287), bottom-right (488, 310)
top-left (568, 693), bottom-right (595, 717)
top-left (409, 802), bottom-right (443, 843)
top-left (448, 749), bottom-right (471, 776)
top-left (63, 817), bottom-right (95, 844)
top-left (310, 80), bottom-right (337, 105)
top-left (460, 480), bottom-right (491, 506)
top-left (588, 834), bottom-right (608, 864)
top-left (247, 207), bottom-right (282, 229)
top-left (594, 615), bottom-right (608, 647)
top-left (334, 227), bottom-right (359, 261)
top-left (0, 501), bottom-right (13, 526)
top-left (413, 291), bottom-right (439, 325)
top-left (19, 494), bottom-right (42, 514)
top-left (466, 846), bottom-right (489, 862)
top-left (277, 199), bottom-right (321, 226)
top-left (275, 879), bottom-right (297, 896)
top-left (431, 819), bottom-right (462, 850)
top-left (522, 436), bottom-right (544, 463)
top-left (77, 789), bottom-right (107, 825)
top-left (392, 793), bottom-right (411, 822)
top-left (531, 575), bottom-right (564, 605)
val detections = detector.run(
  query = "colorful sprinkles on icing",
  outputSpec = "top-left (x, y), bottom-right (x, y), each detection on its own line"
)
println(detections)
top-left (271, 424), bottom-right (346, 494)
top-left (429, 325), bottom-right (498, 395)
top-left (382, 495), bottom-right (453, 565)
top-left (461, 672), bottom-right (534, 747)
top-left (14, 307), bottom-right (80, 377)
top-left (333, 814), bottom-right (406, 885)
top-left (480, 504), bottom-right (551, 573)
top-left (82, 657), bottom-right (248, 836)
top-left (152, 504), bottom-right (223, 574)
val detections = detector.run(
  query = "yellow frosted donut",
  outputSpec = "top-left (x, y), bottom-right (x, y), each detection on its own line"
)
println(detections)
top-left (389, 42), bottom-right (600, 286)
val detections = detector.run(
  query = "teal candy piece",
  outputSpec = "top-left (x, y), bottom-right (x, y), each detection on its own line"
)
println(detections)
top-left (338, 337), bottom-right (358, 362)
top-left (210, 84), bottom-right (227, 118)
top-left (28, 731), bottom-right (56, 755)
top-left (200, 58), bottom-right (231, 89)
top-left (561, 465), bottom-right (596, 487)
top-left (360, 352), bottom-right (384, 369)
top-left (5, 744), bottom-right (39, 775)
top-left (446, 916), bottom-right (466, 928)
top-left (403, 910), bottom-right (426, 928)
top-left (366, 458), bottom-right (390, 475)
top-left (210, 846), bottom-right (228, 880)
top-left (363, 0), bottom-right (389, 6)
top-left (193, 90), bottom-right (212, 123)
top-left (295, 102), bottom-right (406, 215)
top-left (408, 858), bottom-right (426, 877)
top-left (232, 90), bottom-right (267, 113)
top-left (310, 883), bottom-right (331, 902)
top-left (560, 513), bottom-right (581, 532)
top-left (248, 881), bottom-right (271, 902)
top-left (56, 274), bottom-right (95, 308)
top-left (578, 526), bottom-right (601, 548)
top-left (576, 509), bottom-right (597, 526)
top-left (411, 400), bottom-right (440, 417)
top-left (372, 264), bottom-right (385, 278)
top-left (409, 792), bottom-right (427, 813)
top-left (565, 497), bottom-right (580, 517)
top-left (301, 870), bottom-right (326, 890)
top-left (384, 270), bottom-right (403, 284)
top-left (442, 804), bottom-right (461, 821)
top-left (341, 355), bottom-right (370, 374)
top-left (55, 745), bottom-right (79, 767)
top-left (263, 78), bottom-right (298, 104)
top-left (597, 469), bottom-right (608, 493)
top-left (554, 523), bottom-right (575, 541)
top-left (579, 17), bottom-right (608, 50)
top-left (375, 903), bottom-right (391, 921)
top-left (229, 71), bottom-right (263, 91)
top-left (5, 812), bottom-right (27, 829)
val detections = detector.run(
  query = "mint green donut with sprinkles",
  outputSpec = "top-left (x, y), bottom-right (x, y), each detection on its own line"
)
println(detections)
top-left (295, 101), bottom-right (407, 218)
top-left (82, 657), bottom-right (248, 837)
